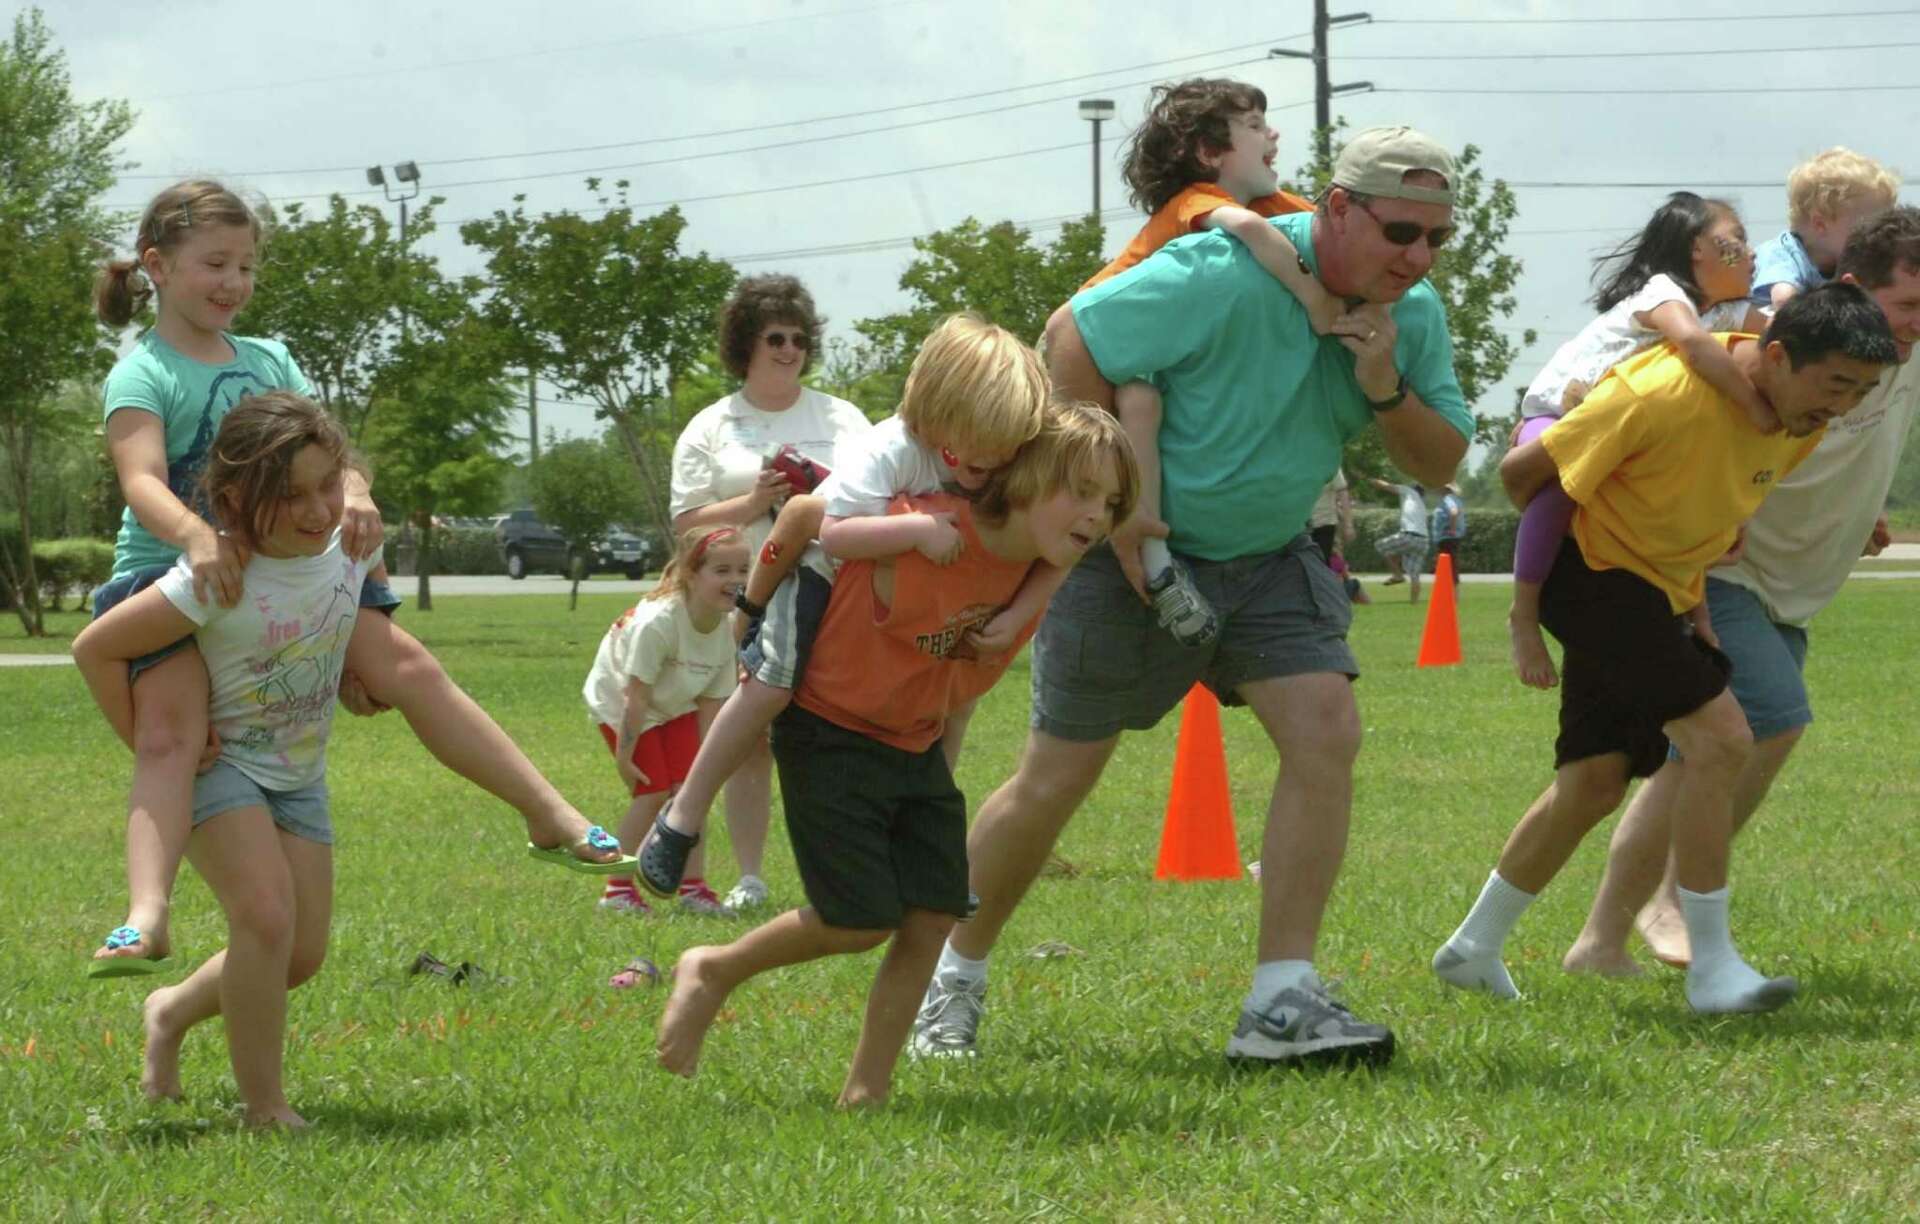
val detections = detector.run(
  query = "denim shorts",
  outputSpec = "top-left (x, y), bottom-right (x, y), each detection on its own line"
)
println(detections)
top-left (1704, 577), bottom-right (1811, 740)
top-left (1031, 534), bottom-right (1357, 742)
top-left (92, 566), bottom-right (192, 684)
top-left (192, 760), bottom-right (333, 845)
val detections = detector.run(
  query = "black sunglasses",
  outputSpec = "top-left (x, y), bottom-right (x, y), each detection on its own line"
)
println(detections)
top-left (1355, 199), bottom-right (1455, 250)
top-left (763, 329), bottom-right (811, 350)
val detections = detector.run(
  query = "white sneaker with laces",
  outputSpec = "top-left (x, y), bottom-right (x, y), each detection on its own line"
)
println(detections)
top-left (909, 969), bottom-right (987, 1059)
top-left (723, 875), bottom-right (770, 912)
top-left (1144, 559), bottom-right (1219, 647)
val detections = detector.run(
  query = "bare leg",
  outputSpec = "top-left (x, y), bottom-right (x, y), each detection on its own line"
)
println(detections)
top-left (723, 741), bottom-right (774, 880)
top-left (1662, 691), bottom-right (1753, 895)
top-left (1564, 764), bottom-right (1678, 977)
top-left (1508, 580), bottom-right (1559, 690)
top-left (344, 615), bottom-right (614, 865)
top-left (1237, 673), bottom-right (1361, 963)
top-left (947, 730), bottom-right (1119, 961)
top-left (657, 907), bottom-right (887, 1077)
top-left (102, 647), bottom-right (210, 963)
top-left (142, 825), bottom-right (332, 1117)
top-left (1625, 727), bottom-right (1803, 968)
top-left (841, 908), bottom-right (955, 1108)
top-left (663, 679), bottom-right (788, 842)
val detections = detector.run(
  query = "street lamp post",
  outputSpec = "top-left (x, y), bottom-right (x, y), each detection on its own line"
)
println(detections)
top-left (366, 160), bottom-right (422, 339)
top-left (1077, 98), bottom-right (1115, 218)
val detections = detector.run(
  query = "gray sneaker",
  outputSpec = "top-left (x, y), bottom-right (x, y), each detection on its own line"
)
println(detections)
top-left (1225, 978), bottom-right (1395, 1068)
top-left (1145, 560), bottom-right (1219, 647)
top-left (722, 875), bottom-right (769, 912)
top-left (909, 970), bottom-right (986, 1059)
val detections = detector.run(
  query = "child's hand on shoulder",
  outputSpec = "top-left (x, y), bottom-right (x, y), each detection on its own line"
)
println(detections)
top-left (188, 528), bottom-right (250, 608)
top-left (917, 512), bottom-right (963, 566)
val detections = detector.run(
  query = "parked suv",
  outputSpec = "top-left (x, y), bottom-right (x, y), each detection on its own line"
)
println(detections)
top-left (494, 510), bottom-right (657, 580)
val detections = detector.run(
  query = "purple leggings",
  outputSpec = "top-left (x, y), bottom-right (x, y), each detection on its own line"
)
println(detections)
top-left (1512, 415), bottom-right (1574, 585)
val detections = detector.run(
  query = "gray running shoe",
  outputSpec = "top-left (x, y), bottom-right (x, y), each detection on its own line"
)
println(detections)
top-left (722, 875), bottom-right (769, 912)
top-left (1145, 559), bottom-right (1219, 647)
top-left (1225, 979), bottom-right (1395, 1068)
top-left (908, 970), bottom-right (986, 1059)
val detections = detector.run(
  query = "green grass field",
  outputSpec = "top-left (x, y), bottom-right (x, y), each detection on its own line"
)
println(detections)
top-left (4, 583), bottom-right (1918, 1218)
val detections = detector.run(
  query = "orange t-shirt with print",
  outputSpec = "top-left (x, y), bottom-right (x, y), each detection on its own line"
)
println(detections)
top-left (1082, 183), bottom-right (1313, 290)
top-left (794, 493), bottom-right (1040, 754)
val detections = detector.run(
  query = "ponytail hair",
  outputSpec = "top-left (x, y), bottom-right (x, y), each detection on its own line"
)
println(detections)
top-left (95, 179), bottom-right (265, 327)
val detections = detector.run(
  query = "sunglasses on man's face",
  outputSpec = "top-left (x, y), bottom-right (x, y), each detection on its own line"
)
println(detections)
top-left (1355, 199), bottom-right (1455, 251)
top-left (762, 330), bottom-right (810, 350)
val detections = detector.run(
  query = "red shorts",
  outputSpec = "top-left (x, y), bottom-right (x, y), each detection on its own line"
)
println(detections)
top-left (599, 713), bottom-right (700, 796)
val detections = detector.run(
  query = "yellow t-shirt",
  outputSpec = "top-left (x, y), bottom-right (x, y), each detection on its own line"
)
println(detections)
top-left (1541, 336), bottom-right (1823, 614)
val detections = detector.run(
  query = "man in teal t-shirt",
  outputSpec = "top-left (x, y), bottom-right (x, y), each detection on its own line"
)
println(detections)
top-left (914, 125), bottom-right (1472, 1072)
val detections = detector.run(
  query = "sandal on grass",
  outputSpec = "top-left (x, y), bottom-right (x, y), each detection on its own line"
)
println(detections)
top-left (637, 804), bottom-right (697, 898)
top-left (526, 824), bottom-right (634, 875)
top-left (608, 957), bottom-right (662, 989)
top-left (86, 925), bottom-right (174, 981)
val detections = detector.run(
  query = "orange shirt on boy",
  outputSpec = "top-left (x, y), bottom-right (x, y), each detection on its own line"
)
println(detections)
top-left (1082, 183), bottom-right (1313, 290)
top-left (794, 493), bottom-right (1040, 753)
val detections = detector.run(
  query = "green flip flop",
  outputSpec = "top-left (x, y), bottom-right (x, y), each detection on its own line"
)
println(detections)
top-left (527, 824), bottom-right (635, 875)
top-left (87, 926), bottom-right (174, 980)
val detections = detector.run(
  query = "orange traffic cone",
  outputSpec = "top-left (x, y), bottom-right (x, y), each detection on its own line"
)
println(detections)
top-left (1154, 685), bottom-right (1242, 881)
top-left (1417, 552), bottom-right (1463, 667)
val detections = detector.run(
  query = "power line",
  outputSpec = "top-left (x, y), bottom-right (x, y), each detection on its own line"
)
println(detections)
top-left (120, 34), bottom-right (1312, 181)
top-left (143, 0), bottom-right (958, 103)
top-left (1380, 83), bottom-right (1920, 97)
top-left (1345, 39), bottom-right (1920, 60)
top-left (1374, 7), bottom-right (1920, 23)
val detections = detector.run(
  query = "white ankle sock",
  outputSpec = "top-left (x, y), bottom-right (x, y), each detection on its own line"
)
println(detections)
top-left (1248, 959), bottom-right (1316, 1010)
top-left (1679, 885), bottom-right (1797, 1013)
top-left (1434, 871), bottom-right (1534, 1000)
top-left (937, 943), bottom-right (988, 984)
top-left (1141, 537), bottom-right (1173, 582)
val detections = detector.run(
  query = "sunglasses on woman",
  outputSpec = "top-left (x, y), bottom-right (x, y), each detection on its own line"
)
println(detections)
top-left (1354, 199), bottom-right (1455, 250)
top-left (763, 330), bottom-right (810, 350)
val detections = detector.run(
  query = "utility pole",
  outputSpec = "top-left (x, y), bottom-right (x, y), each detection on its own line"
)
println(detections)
top-left (1271, 2), bottom-right (1374, 177)
top-left (366, 160), bottom-right (422, 336)
top-left (527, 371), bottom-right (540, 464)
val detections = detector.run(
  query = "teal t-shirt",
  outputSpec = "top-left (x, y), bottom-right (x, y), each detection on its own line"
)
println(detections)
top-left (102, 331), bottom-right (312, 577)
top-left (1071, 210), bottom-right (1471, 561)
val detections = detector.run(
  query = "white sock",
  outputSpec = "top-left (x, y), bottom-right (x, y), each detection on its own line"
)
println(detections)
top-left (1141, 537), bottom-right (1173, 582)
top-left (1433, 871), bottom-right (1534, 999)
top-left (1679, 885), bottom-right (1797, 1013)
top-left (936, 943), bottom-right (988, 984)
top-left (1247, 959), bottom-right (1316, 1010)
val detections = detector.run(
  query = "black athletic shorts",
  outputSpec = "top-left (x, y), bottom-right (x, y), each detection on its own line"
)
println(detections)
top-left (1540, 539), bottom-right (1732, 778)
top-left (770, 705), bottom-right (969, 930)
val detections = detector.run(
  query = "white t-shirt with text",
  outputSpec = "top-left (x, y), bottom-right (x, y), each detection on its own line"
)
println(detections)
top-left (582, 596), bottom-right (738, 732)
top-left (157, 532), bottom-right (370, 791)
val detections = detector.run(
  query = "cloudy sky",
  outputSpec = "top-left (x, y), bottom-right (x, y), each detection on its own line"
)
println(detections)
top-left (47, 0), bottom-right (1916, 466)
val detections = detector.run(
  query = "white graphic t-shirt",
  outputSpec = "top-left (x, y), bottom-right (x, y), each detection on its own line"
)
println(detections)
top-left (1521, 274), bottom-right (1752, 420)
top-left (582, 596), bottom-right (738, 733)
top-left (157, 532), bottom-right (370, 790)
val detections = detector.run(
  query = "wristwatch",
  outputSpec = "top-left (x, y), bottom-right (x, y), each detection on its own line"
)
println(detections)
top-left (1365, 375), bottom-right (1409, 413)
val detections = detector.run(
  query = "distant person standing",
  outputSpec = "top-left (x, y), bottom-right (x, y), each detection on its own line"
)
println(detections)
top-left (1430, 482), bottom-right (1465, 583)
top-left (1370, 476), bottom-right (1428, 602)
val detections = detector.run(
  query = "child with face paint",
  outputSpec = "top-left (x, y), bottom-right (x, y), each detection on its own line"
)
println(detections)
top-left (1508, 192), bottom-right (1776, 690)
top-left (635, 314), bottom-right (1053, 901)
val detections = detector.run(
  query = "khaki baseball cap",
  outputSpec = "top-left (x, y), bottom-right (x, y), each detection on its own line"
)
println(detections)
top-left (1332, 126), bottom-right (1457, 205)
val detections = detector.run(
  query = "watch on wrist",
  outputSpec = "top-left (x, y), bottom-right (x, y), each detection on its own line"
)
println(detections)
top-left (1366, 375), bottom-right (1409, 413)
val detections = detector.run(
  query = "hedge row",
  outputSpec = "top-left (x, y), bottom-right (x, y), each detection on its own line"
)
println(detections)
top-left (1340, 506), bottom-right (1518, 575)
top-left (0, 531), bottom-right (117, 612)
top-left (384, 526), bottom-right (506, 577)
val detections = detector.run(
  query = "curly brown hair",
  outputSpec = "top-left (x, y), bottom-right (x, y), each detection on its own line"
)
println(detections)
top-left (1121, 79), bottom-right (1268, 215)
top-left (716, 274), bottom-right (824, 379)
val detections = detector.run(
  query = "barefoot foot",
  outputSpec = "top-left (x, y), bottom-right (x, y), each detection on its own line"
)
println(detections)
top-left (1635, 900), bottom-right (1692, 969)
top-left (1508, 616), bottom-right (1559, 689)
top-left (657, 946), bottom-right (730, 1078)
top-left (141, 987), bottom-right (187, 1102)
top-left (1562, 938), bottom-right (1645, 978)
top-left (243, 1105), bottom-right (310, 1130)
top-left (836, 1084), bottom-right (888, 1110)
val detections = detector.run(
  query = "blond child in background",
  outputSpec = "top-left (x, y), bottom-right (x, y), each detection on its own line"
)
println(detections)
top-left (1750, 147), bottom-right (1899, 308)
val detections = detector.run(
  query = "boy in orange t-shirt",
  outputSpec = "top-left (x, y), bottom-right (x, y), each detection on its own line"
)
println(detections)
top-left (655, 404), bottom-right (1138, 1108)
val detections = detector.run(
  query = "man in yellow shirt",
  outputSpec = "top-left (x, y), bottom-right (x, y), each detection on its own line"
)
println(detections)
top-left (1432, 282), bottom-right (1896, 1015)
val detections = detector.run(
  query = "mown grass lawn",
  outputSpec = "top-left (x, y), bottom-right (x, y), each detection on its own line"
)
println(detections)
top-left (3, 581), bottom-right (1917, 1218)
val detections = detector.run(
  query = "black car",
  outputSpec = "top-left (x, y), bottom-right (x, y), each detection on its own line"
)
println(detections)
top-left (494, 510), bottom-right (656, 580)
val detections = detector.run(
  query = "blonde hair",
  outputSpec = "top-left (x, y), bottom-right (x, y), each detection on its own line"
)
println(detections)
top-left (899, 314), bottom-right (1048, 459)
top-left (202, 391), bottom-right (355, 549)
top-left (647, 525), bottom-right (748, 603)
top-left (94, 180), bottom-right (265, 327)
top-left (977, 400), bottom-right (1139, 528)
top-left (1787, 148), bottom-right (1900, 228)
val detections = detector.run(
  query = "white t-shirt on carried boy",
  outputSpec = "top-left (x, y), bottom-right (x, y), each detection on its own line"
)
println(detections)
top-left (156, 531), bottom-right (372, 791)
top-left (582, 597), bottom-right (737, 733)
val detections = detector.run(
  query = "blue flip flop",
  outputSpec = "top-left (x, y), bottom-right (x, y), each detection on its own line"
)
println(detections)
top-left (86, 926), bottom-right (174, 980)
top-left (527, 825), bottom-right (635, 875)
